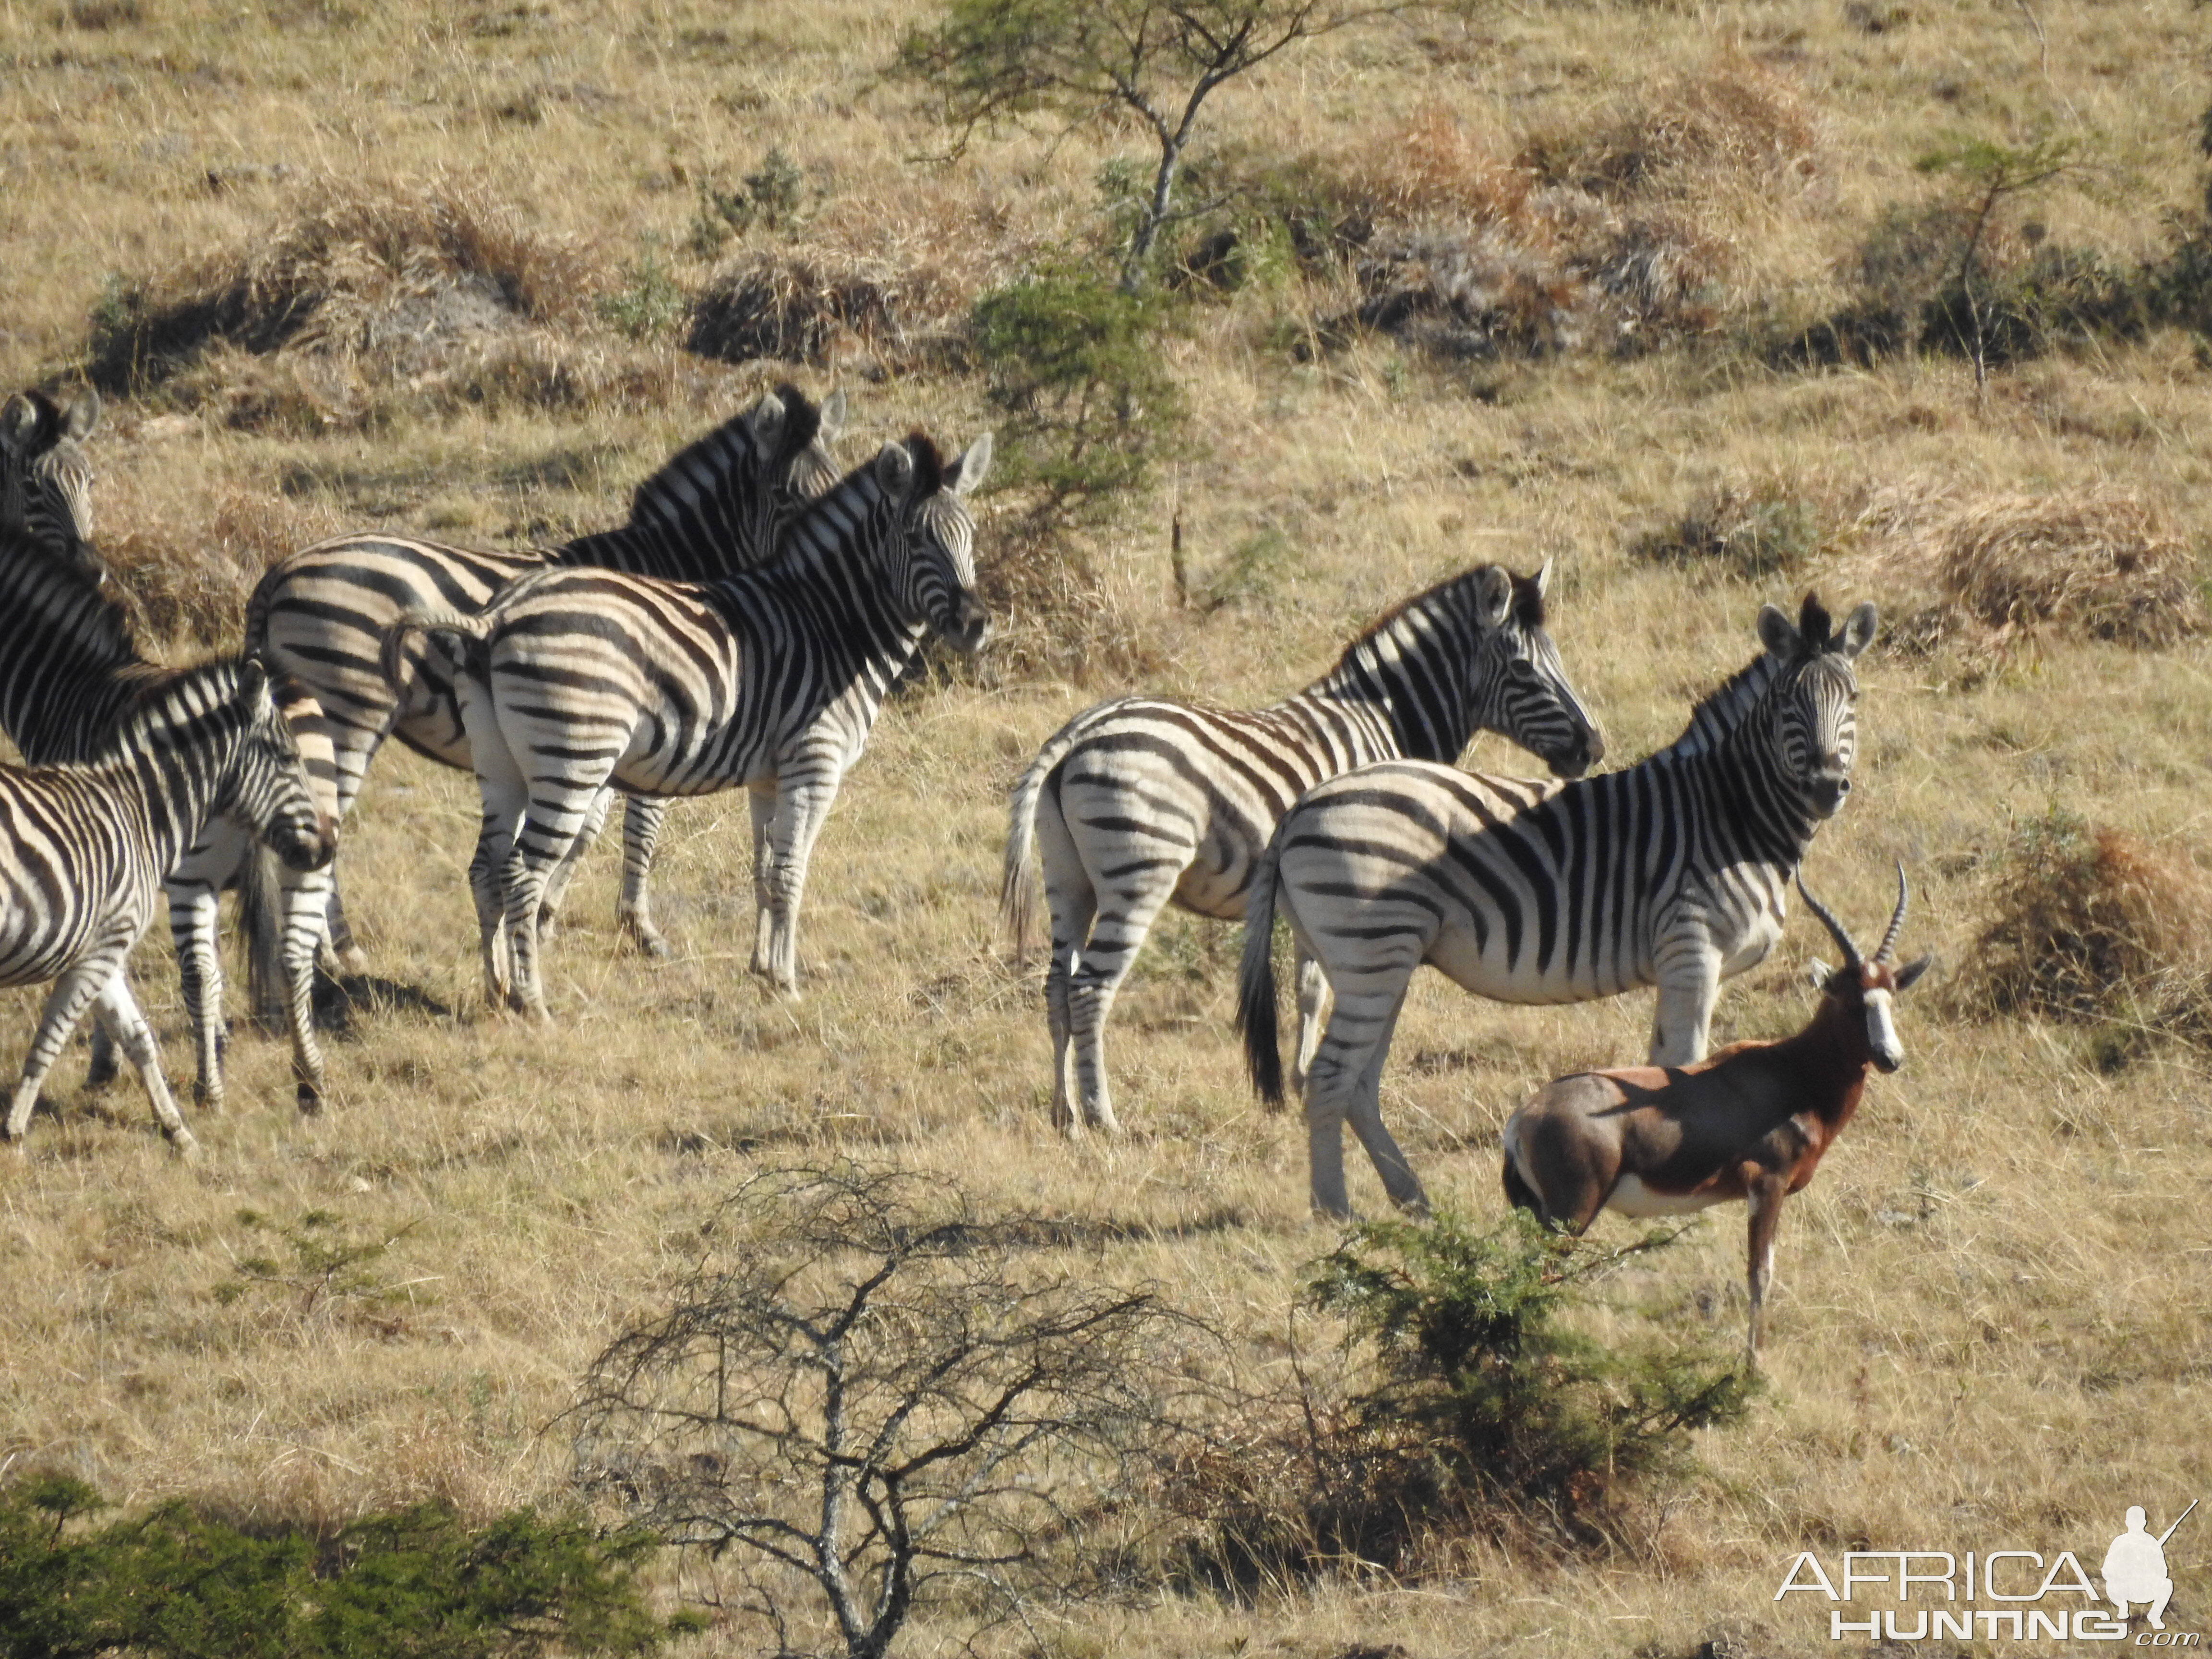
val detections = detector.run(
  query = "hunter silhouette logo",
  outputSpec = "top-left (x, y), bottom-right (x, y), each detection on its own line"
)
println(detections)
top-left (1774, 1499), bottom-right (2201, 1643)
top-left (2106, 1503), bottom-right (2196, 1632)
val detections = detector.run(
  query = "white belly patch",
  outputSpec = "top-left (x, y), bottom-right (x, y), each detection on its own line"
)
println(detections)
top-left (1606, 1175), bottom-right (1730, 1219)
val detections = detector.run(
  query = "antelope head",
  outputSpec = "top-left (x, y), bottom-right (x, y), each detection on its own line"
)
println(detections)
top-left (1800, 864), bottom-right (1932, 1073)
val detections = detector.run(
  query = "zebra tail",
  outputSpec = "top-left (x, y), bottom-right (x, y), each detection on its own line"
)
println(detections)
top-left (240, 841), bottom-right (288, 1029)
top-left (380, 608), bottom-right (490, 697)
top-left (1236, 827), bottom-right (1288, 1109)
top-left (1000, 726), bottom-right (1080, 964)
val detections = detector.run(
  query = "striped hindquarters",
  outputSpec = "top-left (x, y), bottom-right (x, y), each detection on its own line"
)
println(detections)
top-left (0, 768), bottom-right (154, 980)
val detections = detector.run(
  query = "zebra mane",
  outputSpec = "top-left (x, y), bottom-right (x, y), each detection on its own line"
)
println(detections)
top-left (1335, 563), bottom-right (1543, 670)
top-left (902, 432), bottom-right (948, 498)
top-left (623, 385), bottom-right (823, 530)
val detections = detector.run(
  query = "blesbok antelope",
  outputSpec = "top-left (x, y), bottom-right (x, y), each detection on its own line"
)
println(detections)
top-left (1501, 867), bottom-right (1930, 1365)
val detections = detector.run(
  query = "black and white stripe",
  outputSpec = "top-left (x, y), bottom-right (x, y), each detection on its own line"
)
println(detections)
top-left (1238, 595), bottom-right (1875, 1216)
top-left (392, 432), bottom-right (991, 1019)
top-left (242, 383), bottom-right (845, 976)
top-left (0, 388), bottom-right (98, 554)
top-left (1002, 562), bottom-right (1603, 1134)
top-left (0, 659), bottom-right (332, 1150)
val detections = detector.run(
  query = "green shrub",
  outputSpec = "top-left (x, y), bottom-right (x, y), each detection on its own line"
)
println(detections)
top-left (0, 1479), bottom-right (687, 1659)
top-left (686, 146), bottom-right (811, 260)
top-left (594, 252), bottom-right (685, 342)
top-left (1305, 1209), bottom-right (1753, 1530)
top-left (1627, 483), bottom-right (1824, 582)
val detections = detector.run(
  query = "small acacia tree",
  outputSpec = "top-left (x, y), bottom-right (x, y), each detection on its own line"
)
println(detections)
top-left (1913, 132), bottom-right (2080, 392)
top-left (571, 1164), bottom-right (1205, 1659)
top-left (899, 0), bottom-right (1461, 290)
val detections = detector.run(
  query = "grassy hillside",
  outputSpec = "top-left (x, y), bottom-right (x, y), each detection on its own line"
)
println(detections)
top-left (5, 0), bottom-right (2212, 1654)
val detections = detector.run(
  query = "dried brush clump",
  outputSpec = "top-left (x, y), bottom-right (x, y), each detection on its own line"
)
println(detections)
top-left (689, 184), bottom-right (1049, 376)
top-left (971, 520), bottom-right (1170, 687)
top-left (98, 487), bottom-right (344, 650)
top-left (1840, 481), bottom-right (2204, 653)
top-left (1959, 810), bottom-right (2212, 1058)
top-left (82, 181), bottom-right (652, 423)
top-left (1513, 61), bottom-right (1818, 201)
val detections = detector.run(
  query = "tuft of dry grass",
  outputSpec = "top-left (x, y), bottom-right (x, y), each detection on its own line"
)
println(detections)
top-left (99, 486), bottom-right (345, 650)
top-left (1843, 481), bottom-right (2206, 652)
top-left (1959, 810), bottom-right (2212, 1051)
top-left (1513, 60), bottom-right (1819, 202)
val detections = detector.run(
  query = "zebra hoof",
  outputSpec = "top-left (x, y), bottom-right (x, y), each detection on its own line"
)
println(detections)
top-left (168, 1129), bottom-right (202, 1159)
top-left (627, 928), bottom-right (672, 961)
top-left (296, 1082), bottom-right (323, 1115)
top-left (192, 1083), bottom-right (225, 1116)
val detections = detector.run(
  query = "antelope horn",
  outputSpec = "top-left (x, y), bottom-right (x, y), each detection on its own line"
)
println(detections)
top-left (1796, 874), bottom-right (1861, 968)
top-left (1872, 861), bottom-right (1909, 964)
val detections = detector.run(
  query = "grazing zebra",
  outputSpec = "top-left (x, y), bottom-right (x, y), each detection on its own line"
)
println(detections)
top-left (1002, 561), bottom-right (1604, 1136)
top-left (390, 431), bottom-right (991, 1020)
top-left (0, 388), bottom-right (98, 552)
top-left (0, 660), bottom-right (333, 1151)
top-left (1238, 594), bottom-right (1876, 1217)
top-left (243, 383), bottom-right (845, 984)
top-left (0, 517), bottom-right (343, 1110)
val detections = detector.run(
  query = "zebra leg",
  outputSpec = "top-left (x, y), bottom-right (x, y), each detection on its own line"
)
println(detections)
top-left (83, 1021), bottom-right (119, 1092)
top-left (747, 783), bottom-right (776, 976)
top-left (754, 769), bottom-right (844, 997)
top-left (1299, 958), bottom-right (1421, 1218)
top-left (277, 862), bottom-right (333, 1112)
top-left (1649, 937), bottom-right (1723, 1066)
top-left (1340, 990), bottom-right (1427, 1214)
top-left (464, 729), bottom-right (533, 1014)
top-left (168, 877), bottom-right (226, 1112)
top-left (89, 973), bottom-right (196, 1152)
top-left (504, 784), bottom-right (609, 1020)
top-left (537, 784), bottom-right (613, 946)
top-left (1034, 793), bottom-right (1095, 1133)
top-left (1063, 872), bottom-right (1182, 1137)
top-left (616, 795), bottom-right (671, 959)
top-left (1288, 948), bottom-right (1333, 1101)
top-left (6, 932), bottom-right (144, 1144)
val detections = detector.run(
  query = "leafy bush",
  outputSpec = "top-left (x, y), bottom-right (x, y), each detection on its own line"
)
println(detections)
top-left (1627, 482), bottom-right (1825, 582)
top-left (686, 147), bottom-right (811, 259)
top-left (0, 1475), bottom-right (685, 1659)
top-left (1183, 1211), bottom-right (1752, 1584)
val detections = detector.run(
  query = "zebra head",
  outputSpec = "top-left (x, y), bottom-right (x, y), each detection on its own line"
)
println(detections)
top-left (1, 388), bottom-right (100, 561)
top-left (223, 663), bottom-right (338, 874)
top-left (1755, 593), bottom-right (1877, 819)
top-left (1475, 559), bottom-right (1605, 778)
top-left (625, 383), bottom-right (846, 569)
top-left (874, 432), bottom-right (993, 654)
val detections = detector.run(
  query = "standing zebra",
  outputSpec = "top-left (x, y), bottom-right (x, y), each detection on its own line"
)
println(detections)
top-left (1003, 561), bottom-right (1604, 1136)
top-left (244, 383), bottom-right (845, 977)
top-left (1239, 595), bottom-right (1876, 1216)
top-left (389, 431), bottom-right (991, 1020)
top-left (0, 659), bottom-right (333, 1151)
top-left (0, 398), bottom-right (342, 1112)
top-left (0, 388), bottom-right (98, 552)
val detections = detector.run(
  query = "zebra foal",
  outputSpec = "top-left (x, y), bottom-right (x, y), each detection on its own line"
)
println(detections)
top-left (391, 430), bottom-right (992, 1020)
top-left (0, 404), bottom-right (344, 1111)
top-left (1239, 595), bottom-right (1876, 1217)
top-left (0, 660), bottom-right (333, 1150)
top-left (1003, 561), bottom-right (1603, 1135)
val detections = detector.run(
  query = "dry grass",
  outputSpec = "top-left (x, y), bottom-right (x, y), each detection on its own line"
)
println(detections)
top-left (1842, 481), bottom-right (2207, 654)
top-left (3, 0), bottom-right (2212, 1653)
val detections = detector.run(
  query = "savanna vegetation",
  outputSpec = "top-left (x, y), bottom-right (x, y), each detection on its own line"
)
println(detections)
top-left (5, 0), bottom-right (2212, 1653)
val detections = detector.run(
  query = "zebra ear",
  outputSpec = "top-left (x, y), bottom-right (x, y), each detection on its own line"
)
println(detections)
top-left (239, 658), bottom-right (270, 706)
top-left (817, 387), bottom-right (848, 444)
top-left (61, 387), bottom-right (99, 441)
top-left (1475, 565), bottom-right (1513, 628)
top-left (874, 439), bottom-right (916, 496)
top-left (1838, 600), bottom-right (1878, 659)
top-left (947, 431), bottom-right (993, 497)
top-left (1, 392), bottom-right (38, 452)
top-left (1757, 601), bottom-right (1798, 660)
top-left (1807, 958), bottom-right (1832, 989)
top-left (1534, 557), bottom-right (1553, 599)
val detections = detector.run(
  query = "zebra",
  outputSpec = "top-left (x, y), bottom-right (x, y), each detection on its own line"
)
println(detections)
top-left (388, 430), bottom-right (991, 1020)
top-left (0, 511), bottom-right (344, 1111)
top-left (1238, 594), bottom-right (1876, 1217)
top-left (244, 382), bottom-right (846, 966)
top-left (0, 658), bottom-right (333, 1151)
top-left (0, 387), bottom-right (98, 553)
top-left (1001, 560), bottom-right (1604, 1136)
